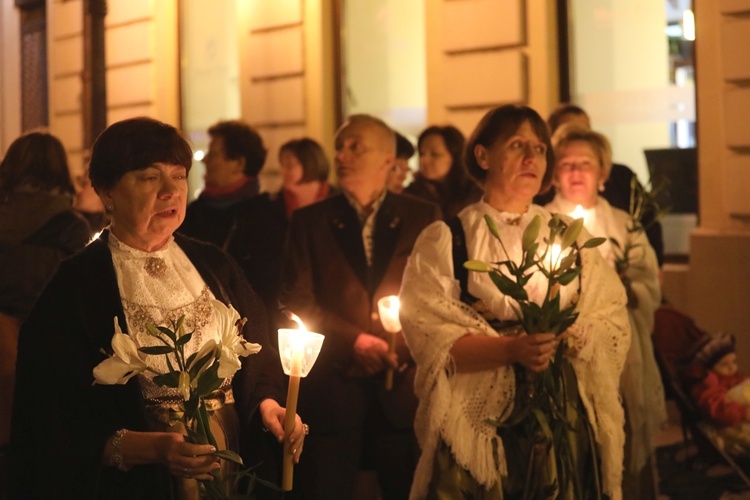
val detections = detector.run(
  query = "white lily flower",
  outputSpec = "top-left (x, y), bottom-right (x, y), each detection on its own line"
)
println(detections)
top-left (178, 371), bottom-right (191, 401)
top-left (93, 317), bottom-right (149, 385)
top-left (187, 339), bottom-right (219, 379)
top-left (211, 300), bottom-right (261, 379)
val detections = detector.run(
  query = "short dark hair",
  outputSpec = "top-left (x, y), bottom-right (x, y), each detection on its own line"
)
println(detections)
top-left (0, 131), bottom-right (75, 194)
top-left (208, 120), bottom-right (267, 177)
top-left (418, 125), bottom-right (468, 195)
top-left (279, 137), bottom-right (330, 183)
top-left (89, 117), bottom-right (193, 192)
top-left (464, 105), bottom-right (555, 193)
top-left (395, 132), bottom-right (415, 160)
top-left (547, 103), bottom-right (589, 134)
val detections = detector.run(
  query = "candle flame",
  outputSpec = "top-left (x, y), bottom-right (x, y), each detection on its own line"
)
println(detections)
top-left (288, 312), bottom-right (307, 332)
top-left (545, 243), bottom-right (562, 271)
top-left (572, 205), bottom-right (588, 222)
top-left (386, 296), bottom-right (400, 315)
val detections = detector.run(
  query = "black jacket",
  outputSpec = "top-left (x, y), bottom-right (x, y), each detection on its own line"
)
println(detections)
top-left (10, 232), bottom-right (284, 499)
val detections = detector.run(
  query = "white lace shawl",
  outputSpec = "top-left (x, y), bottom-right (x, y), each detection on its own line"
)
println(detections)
top-left (399, 202), bottom-right (630, 500)
top-left (547, 196), bottom-right (667, 473)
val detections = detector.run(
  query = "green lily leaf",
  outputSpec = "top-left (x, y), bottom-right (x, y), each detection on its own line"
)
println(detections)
top-left (139, 345), bottom-right (175, 355)
top-left (464, 260), bottom-right (492, 272)
top-left (608, 237), bottom-right (622, 250)
top-left (175, 332), bottom-right (193, 348)
top-left (196, 362), bottom-right (223, 396)
top-left (522, 215), bottom-right (541, 252)
top-left (581, 237), bottom-right (607, 249)
top-left (484, 214), bottom-right (501, 240)
top-left (530, 407), bottom-right (553, 440)
top-left (557, 253), bottom-right (577, 272)
top-left (153, 372), bottom-right (180, 388)
top-left (157, 326), bottom-right (177, 342)
top-left (524, 243), bottom-right (539, 268)
top-left (557, 267), bottom-right (582, 286)
top-left (561, 218), bottom-right (583, 250)
top-left (215, 449), bottom-right (244, 465)
top-left (490, 271), bottom-right (528, 301)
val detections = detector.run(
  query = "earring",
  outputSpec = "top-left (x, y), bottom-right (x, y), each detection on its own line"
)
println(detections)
top-left (106, 203), bottom-right (114, 212)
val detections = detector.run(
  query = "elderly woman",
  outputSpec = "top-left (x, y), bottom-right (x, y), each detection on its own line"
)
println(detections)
top-left (545, 124), bottom-right (666, 499)
top-left (399, 105), bottom-right (630, 499)
top-left (405, 125), bottom-right (481, 218)
top-left (10, 118), bottom-right (305, 498)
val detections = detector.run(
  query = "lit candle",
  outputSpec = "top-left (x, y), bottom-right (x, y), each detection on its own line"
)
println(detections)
top-left (377, 296), bottom-right (401, 391)
top-left (571, 204), bottom-right (588, 222)
top-left (278, 313), bottom-right (324, 491)
top-left (544, 243), bottom-right (562, 272)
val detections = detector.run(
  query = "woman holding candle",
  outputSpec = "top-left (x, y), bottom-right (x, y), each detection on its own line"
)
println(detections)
top-left (545, 124), bottom-right (666, 499)
top-left (10, 117), bottom-right (307, 498)
top-left (399, 105), bottom-right (630, 499)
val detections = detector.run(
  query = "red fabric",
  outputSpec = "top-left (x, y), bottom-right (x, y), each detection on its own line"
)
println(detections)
top-left (692, 371), bottom-right (749, 426)
top-left (283, 183), bottom-right (330, 219)
top-left (653, 305), bottom-right (707, 383)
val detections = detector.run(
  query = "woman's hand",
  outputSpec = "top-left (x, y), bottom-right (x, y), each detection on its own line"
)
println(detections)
top-left (510, 333), bottom-right (558, 372)
top-left (352, 333), bottom-right (397, 375)
top-left (259, 399), bottom-right (306, 463)
top-left (108, 431), bottom-right (219, 480)
top-left (155, 433), bottom-right (220, 480)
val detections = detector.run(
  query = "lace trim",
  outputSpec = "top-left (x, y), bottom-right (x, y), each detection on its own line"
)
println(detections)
top-left (123, 287), bottom-right (216, 401)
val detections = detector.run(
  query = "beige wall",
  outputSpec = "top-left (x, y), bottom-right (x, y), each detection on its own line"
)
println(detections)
top-left (690, 0), bottom-right (750, 365)
top-left (0, 0), bottom-right (21, 155)
top-left (425, 0), bottom-right (559, 137)
top-left (237, 0), bottom-right (336, 193)
top-left (46, 0), bottom-right (180, 176)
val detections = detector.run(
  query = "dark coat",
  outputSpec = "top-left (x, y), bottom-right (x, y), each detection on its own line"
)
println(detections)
top-left (0, 191), bottom-right (90, 319)
top-left (10, 232), bottom-right (285, 499)
top-left (280, 192), bottom-right (440, 433)
top-left (404, 174), bottom-right (482, 219)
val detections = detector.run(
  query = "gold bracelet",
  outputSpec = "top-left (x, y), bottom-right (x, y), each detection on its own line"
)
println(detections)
top-left (111, 428), bottom-right (130, 472)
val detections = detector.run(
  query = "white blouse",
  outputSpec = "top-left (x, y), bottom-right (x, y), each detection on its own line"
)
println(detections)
top-left (108, 233), bottom-right (223, 401)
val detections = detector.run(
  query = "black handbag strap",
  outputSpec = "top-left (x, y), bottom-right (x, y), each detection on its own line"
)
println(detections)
top-left (445, 216), bottom-right (479, 305)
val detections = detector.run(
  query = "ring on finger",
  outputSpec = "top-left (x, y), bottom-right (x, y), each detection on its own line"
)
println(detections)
top-left (184, 467), bottom-right (192, 479)
top-left (302, 423), bottom-right (310, 435)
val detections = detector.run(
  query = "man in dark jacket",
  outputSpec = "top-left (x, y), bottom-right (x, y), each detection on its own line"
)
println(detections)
top-left (281, 114), bottom-right (440, 499)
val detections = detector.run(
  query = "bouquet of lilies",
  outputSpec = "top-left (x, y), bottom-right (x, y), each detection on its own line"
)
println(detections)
top-left (93, 300), bottom-right (262, 499)
top-left (465, 214), bottom-right (605, 500)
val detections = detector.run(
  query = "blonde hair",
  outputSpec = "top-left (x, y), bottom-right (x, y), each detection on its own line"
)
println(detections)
top-left (553, 123), bottom-right (613, 182)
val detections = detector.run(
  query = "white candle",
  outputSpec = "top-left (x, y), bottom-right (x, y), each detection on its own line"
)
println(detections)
top-left (377, 296), bottom-right (401, 391)
top-left (278, 313), bottom-right (324, 491)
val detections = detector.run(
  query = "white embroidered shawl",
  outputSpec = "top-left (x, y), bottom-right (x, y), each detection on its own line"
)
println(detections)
top-left (399, 202), bottom-right (630, 500)
top-left (546, 195), bottom-right (667, 473)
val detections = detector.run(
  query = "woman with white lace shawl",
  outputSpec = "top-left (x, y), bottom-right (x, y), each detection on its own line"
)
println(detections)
top-left (399, 105), bottom-right (630, 499)
top-left (545, 124), bottom-right (666, 499)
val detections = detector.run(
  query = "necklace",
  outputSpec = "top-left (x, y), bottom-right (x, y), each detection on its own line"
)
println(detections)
top-left (144, 257), bottom-right (167, 279)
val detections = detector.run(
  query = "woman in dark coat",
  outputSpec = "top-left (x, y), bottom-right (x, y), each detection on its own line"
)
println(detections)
top-left (0, 132), bottom-right (90, 495)
top-left (10, 118), bottom-right (306, 499)
top-left (405, 125), bottom-right (482, 218)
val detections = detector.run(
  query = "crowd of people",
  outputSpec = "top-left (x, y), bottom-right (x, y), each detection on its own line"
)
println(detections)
top-left (0, 102), bottom-right (685, 499)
